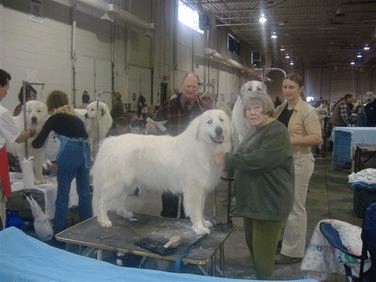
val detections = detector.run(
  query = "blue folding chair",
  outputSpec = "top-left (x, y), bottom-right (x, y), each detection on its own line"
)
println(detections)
top-left (320, 202), bottom-right (376, 282)
top-left (360, 202), bottom-right (376, 281)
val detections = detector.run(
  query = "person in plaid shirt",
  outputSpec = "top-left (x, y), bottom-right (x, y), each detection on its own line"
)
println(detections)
top-left (329, 93), bottom-right (353, 127)
top-left (149, 73), bottom-right (211, 218)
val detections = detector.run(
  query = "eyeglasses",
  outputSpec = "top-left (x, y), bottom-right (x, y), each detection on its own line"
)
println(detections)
top-left (245, 105), bottom-right (263, 114)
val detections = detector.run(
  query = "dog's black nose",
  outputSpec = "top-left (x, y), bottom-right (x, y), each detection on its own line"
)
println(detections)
top-left (215, 126), bottom-right (223, 136)
top-left (31, 117), bottom-right (37, 124)
top-left (84, 113), bottom-right (89, 119)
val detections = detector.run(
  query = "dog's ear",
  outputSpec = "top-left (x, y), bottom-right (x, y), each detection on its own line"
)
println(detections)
top-left (195, 114), bottom-right (203, 140)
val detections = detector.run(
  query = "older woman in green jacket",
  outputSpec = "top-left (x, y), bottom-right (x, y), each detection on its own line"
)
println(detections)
top-left (214, 87), bottom-right (294, 279)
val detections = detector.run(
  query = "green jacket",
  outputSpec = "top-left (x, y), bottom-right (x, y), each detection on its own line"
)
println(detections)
top-left (225, 120), bottom-right (294, 220)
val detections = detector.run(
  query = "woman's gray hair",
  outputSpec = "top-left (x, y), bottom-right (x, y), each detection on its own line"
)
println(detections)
top-left (242, 90), bottom-right (275, 117)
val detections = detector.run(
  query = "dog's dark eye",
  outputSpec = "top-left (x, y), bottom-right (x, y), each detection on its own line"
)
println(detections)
top-left (219, 118), bottom-right (224, 122)
top-left (207, 119), bottom-right (213, 124)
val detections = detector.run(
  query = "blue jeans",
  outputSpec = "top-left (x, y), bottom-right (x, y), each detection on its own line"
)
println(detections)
top-left (54, 136), bottom-right (92, 233)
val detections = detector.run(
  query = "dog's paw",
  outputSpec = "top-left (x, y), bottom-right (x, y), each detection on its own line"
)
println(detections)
top-left (98, 218), bottom-right (112, 228)
top-left (116, 209), bottom-right (133, 218)
top-left (193, 224), bottom-right (210, 235)
top-left (34, 177), bottom-right (47, 185)
top-left (203, 220), bottom-right (213, 228)
top-left (131, 186), bottom-right (142, 197)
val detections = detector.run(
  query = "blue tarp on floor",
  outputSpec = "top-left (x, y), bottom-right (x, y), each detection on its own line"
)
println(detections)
top-left (0, 227), bottom-right (317, 282)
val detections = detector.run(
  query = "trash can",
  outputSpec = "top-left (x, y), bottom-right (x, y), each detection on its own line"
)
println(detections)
top-left (352, 182), bottom-right (376, 218)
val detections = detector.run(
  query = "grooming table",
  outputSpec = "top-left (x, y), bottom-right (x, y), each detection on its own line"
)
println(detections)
top-left (0, 227), bottom-right (318, 282)
top-left (55, 212), bottom-right (232, 276)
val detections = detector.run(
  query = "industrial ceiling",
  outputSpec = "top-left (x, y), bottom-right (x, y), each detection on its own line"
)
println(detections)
top-left (189, 0), bottom-right (376, 69)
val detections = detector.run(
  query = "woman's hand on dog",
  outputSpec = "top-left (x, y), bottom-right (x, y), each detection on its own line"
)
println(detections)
top-left (15, 128), bottom-right (36, 143)
top-left (28, 128), bottom-right (36, 138)
top-left (212, 153), bottom-right (225, 165)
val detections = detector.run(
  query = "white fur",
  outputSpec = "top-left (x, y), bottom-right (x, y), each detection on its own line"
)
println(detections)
top-left (231, 81), bottom-right (267, 149)
top-left (10, 100), bottom-right (49, 184)
top-left (74, 101), bottom-right (112, 146)
top-left (92, 109), bottom-right (232, 235)
top-left (73, 108), bottom-right (87, 123)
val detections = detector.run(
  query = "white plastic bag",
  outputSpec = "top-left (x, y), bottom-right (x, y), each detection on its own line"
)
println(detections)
top-left (25, 195), bottom-right (54, 241)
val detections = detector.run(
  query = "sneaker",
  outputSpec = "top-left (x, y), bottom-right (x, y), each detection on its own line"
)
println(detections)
top-left (275, 254), bottom-right (303, 264)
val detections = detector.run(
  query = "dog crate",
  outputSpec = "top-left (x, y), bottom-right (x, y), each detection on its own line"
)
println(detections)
top-left (352, 182), bottom-right (376, 218)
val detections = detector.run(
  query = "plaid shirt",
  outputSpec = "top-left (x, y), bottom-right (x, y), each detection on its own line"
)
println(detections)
top-left (339, 103), bottom-right (351, 125)
top-left (330, 102), bottom-right (352, 126)
top-left (153, 94), bottom-right (211, 136)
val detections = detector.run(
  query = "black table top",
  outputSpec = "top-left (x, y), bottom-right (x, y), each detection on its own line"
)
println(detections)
top-left (55, 212), bottom-right (233, 265)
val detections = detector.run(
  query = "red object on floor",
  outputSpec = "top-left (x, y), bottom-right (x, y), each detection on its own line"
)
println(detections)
top-left (0, 146), bottom-right (12, 197)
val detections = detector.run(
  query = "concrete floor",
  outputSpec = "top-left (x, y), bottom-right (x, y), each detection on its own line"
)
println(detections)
top-left (110, 155), bottom-right (361, 281)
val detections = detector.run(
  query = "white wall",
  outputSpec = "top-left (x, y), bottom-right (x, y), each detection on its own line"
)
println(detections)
top-left (305, 67), bottom-right (374, 104)
top-left (127, 65), bottom-right (151, 107)
top-left (1, 1), bottom-right (72, 109)
top-left (174, 20), bottom-right (243, 107)
top-left (0, 0), bottom-right (116, 110)
top-left (0, 0), bottom-right (251, 113)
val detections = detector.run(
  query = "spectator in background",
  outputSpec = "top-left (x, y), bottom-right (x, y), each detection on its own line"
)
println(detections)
top-left (128, 111), bottom-right (144, 133)
top-left (131, 93), bottom-right (138, 111)
top-left (148, 73), bottom-right (211, 218)
top-left (364, 90), bottom-right (374, 105)
top-left (0, 69), bottom-right (36, 229)
top-left (13, 83), bottom-right (37, 116)
top-left (329, 93), bottom-right (353, 127)
top-left (110, 92), bottom-right (125, 122)
top-left (79, 91), bottom-right (90, 109)
top-left (147, 104), bottom-right (157, 119)
top-left (364, 91), bottom-right (376, 126)
top-left (109, 116), bottom-right (129, 136)
top-left (137, 94), bottom-right (148, 123)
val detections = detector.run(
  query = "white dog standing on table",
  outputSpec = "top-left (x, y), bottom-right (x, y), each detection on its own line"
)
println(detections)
top-left (10, 100), bottom-right (49, 184)
top-left (92, 109), bottom-right (232, 235)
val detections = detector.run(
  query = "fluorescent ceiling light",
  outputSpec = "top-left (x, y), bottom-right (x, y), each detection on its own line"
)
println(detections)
top-left (259, 14), bottom-right (267, 24)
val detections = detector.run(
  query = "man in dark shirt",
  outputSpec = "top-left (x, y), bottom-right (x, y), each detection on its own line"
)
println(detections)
top-left (364, 94), bottom-right (376, 126)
